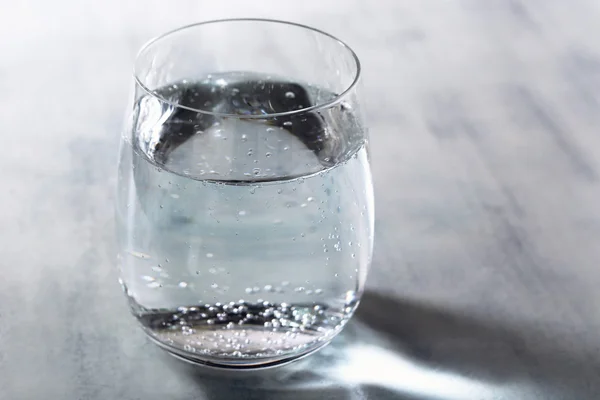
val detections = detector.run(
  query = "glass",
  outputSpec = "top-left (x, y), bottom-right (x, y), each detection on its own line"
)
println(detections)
top-left (116, 19), bottom-right (374, 368)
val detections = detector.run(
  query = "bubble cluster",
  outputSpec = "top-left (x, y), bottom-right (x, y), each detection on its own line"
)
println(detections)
top-left (138, 299), bottom-right (352, 358)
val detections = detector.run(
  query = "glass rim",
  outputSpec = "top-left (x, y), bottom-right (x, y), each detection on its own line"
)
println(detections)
top-left (133, 18), bottom-right (361, 119)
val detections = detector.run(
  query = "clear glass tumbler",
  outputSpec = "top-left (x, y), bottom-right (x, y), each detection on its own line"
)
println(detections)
top-left (116, 19), bottom-right (374, 368)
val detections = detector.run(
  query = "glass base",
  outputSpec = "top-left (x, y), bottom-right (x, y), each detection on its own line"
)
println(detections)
top-left (145, 330), bottom-right (333, 369)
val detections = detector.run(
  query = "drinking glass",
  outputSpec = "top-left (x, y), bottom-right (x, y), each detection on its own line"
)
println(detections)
top-left (116, 19), bottom-right (374, 368)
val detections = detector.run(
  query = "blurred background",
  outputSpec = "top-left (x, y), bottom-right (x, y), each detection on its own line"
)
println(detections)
top-left (2, 0), bottom-right (600, 399)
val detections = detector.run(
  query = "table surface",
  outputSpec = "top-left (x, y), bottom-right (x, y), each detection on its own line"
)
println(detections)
top-left (2, 1), bottom-right (600, 399)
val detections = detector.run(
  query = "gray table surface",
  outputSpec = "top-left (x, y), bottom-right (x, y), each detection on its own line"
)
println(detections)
top-left (2, 0), bottom-right (600, 399)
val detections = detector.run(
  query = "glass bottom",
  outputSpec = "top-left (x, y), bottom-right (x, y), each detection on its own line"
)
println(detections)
top-left (144, 327), bottom-right (335, 369)
top-left (126, 292), bottom-right (356, 369)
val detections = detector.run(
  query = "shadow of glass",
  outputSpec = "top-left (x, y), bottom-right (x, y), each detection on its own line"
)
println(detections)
top-left (162, 290), bottom-right (600, 399)
top-left (354, 291), bottom-right (600, 398)
top-left (166, 291), bottom-right (526, 400)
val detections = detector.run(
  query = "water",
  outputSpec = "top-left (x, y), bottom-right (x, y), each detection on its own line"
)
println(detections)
top-left (117, 72), bottom-right (374, 366)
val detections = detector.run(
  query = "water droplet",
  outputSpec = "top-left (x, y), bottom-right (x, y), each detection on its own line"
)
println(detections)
top-left (211, 283), bottom-right (219, 289)
top-left (207, 319), bottom-right (215, 325)
top-left (147, 282), bottom-right (161, 289)
top-left (245, 287), bottom-right (253, 294)
top-left (315, 289), bottom-right (323, 294)
top-left (307, 197), bottom-right (314, 202)
top-left (351, 253), bottom-right (356, 258)
top-left (238, 210), bottom-right (246, 216)
top-left (334, 273), bottom-right (339, 277)
top-left (265, 152), bottom-right (272, 157)
top-left (285, 91), bottom-right (296, 99)
top-left (253, 168), bottom-right (261, 175)
top-left (206, 253), bottom-right (214, 258)
top-left (294, 287), bottom-right (305, 292)
top-left (170, 194), bottom-right (179, 199)
top-left (264, 285), bottom-right (273, 292)
top-left (178, 282), bottom-right (188, 288)
top-left (141, 275), bottom-right (154, 282)
top-left (277, 189), bottom-right (283, 194)
top-left (159, 205), bottom-right (164, 209)
top-left (249, 187), bottom-right (256, 194)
